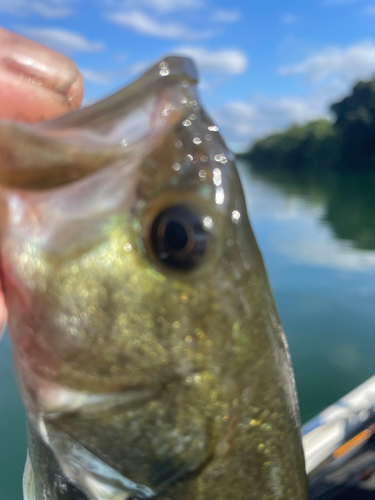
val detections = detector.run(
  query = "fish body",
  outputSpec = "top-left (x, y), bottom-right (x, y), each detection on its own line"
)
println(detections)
top-left (0, 57), bottom-right (307, 499)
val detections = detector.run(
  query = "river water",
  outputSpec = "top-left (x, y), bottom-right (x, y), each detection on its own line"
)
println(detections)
top-left (1, 160), bottom-right (375, 499)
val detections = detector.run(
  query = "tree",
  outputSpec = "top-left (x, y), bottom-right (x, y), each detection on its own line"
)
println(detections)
top-left (331, 78), bottom-right (375, 169)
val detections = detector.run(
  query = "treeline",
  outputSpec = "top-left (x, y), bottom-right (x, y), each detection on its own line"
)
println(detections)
top-left (237, 78), bottom-right (375, 252)
top-left (241, 78), bottom-right (375, 172)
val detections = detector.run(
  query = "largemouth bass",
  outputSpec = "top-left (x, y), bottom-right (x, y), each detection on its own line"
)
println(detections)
top-left (0, 57), bottom-right (307, 500)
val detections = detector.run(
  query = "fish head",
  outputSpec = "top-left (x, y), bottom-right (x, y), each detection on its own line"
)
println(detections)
top-left (0, 56), bottom-right (261, 395)
top-left (0, 57), bottom-right (307, 499)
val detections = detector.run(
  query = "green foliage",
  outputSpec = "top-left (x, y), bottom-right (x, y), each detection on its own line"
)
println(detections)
top-left (246, 119), bottom-right (339, 172)
top-left (241, 76), bottom-right (375, 173)
top-left (331, 79), bottom-right (375, 169)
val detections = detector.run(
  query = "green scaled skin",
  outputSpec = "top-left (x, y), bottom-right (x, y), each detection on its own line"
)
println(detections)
top-left (0, 57), bottom-right (307, 500)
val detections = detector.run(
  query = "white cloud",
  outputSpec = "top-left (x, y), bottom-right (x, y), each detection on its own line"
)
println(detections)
top-left (281, 13), bottom-right (296, 24)
top-left (81, 69), bottom-right (115, 85)
top-left (213, 40), bottom-right (375, 148)
top-left (106, 10), bottom-right (214, 40)
top-left (211, 9), bottom-right (240, 23)
top-left (115, 52), bottom-right (129, 62)
top-left (279, 40), bottom-right (375, 86)
top-left (0, 0), bottom-right (74, 18)
top-left (127, 60), bottom-right (152, 77)
top-left (284, 236), bottom-right (375, 271)
top-left (118, 0), bottom-right (203, 12)
top-left (214, 94), bottom-right (327, 146)
top-left (214, 74), bottom-right (358, 149)
top-left (362, 5), bottom-right (375, 15)
top-left (82, 60), bottom-right (155, 87)
top-left (233, 39), bottom-right (375, 148)
top-left (15, 27), bottom-right (106, 52)
top-left (172, 46), bottom-right (247, 74)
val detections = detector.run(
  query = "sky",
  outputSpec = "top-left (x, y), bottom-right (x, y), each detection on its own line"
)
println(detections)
top-left (1, 0), bottom-right (375, 150)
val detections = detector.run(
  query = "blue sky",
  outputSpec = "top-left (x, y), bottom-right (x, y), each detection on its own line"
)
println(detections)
top-left (1, 0), bottom-right (375, 150)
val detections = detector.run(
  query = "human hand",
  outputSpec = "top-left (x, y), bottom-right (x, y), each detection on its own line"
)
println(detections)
top-left (0, 27), bottom-right (84, 332)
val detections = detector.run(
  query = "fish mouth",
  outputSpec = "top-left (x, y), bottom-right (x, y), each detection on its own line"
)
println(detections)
top-left (0, 56), bottom-right (199, 190)
top-left (37, 56), bottom-right (198, 132)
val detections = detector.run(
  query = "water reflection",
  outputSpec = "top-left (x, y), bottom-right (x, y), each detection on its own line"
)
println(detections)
top-left (249, 159), bottom-right (375, 252)
top-left (325, 174), bottom-right (375, 250)
top-left (238, 160), bottom-right (375, 423)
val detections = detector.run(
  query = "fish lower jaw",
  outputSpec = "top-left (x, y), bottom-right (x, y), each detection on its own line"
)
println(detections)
top-left (26, 417), bottom-right (157, 500)
top-left (24, 449), bottom-right (155, 500)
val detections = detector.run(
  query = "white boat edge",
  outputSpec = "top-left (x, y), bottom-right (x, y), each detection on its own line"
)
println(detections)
top-left (302, 374), bottom-right (375, 474)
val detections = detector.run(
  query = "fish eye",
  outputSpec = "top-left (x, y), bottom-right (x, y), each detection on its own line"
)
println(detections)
top-left (151, 205), bottom-right (207, 270)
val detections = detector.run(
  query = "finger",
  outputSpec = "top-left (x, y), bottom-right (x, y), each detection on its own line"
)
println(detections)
top-left (0, 28), bottom-right (84, 336)
top-left (0, 27), bottom-right (84, 124)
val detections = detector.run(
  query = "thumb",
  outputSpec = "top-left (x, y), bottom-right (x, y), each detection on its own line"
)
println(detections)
top-left (0, 27), bottom-right (84, 123)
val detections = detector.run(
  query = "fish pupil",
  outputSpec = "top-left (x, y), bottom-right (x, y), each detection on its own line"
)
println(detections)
top-left (164, 220), bottom-right (189, 251)
top-left (151, 205), bottom-right (207, 270)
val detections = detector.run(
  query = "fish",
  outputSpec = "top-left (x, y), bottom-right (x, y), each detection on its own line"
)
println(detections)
top-left (0, 56), bottom-right (307, 500)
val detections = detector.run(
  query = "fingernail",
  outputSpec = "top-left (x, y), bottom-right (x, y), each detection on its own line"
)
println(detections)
top-left (66, 70), bottom-right (84, 110)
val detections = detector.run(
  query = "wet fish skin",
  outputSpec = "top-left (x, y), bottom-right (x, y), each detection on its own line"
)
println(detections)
top-left (0, 57), bottom-right (307, 499)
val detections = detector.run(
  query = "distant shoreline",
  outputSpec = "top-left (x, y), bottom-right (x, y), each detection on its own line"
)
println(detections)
top-left (237, 77), bottom-right (375, 173)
